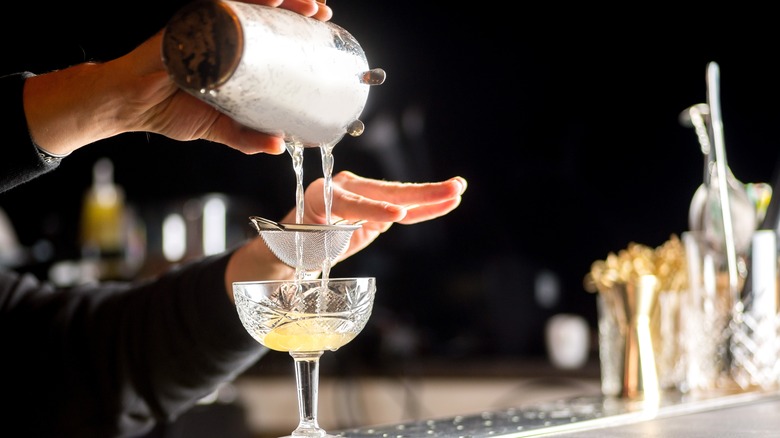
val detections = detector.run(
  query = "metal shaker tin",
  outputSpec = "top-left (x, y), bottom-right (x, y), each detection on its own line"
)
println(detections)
top-left (162, 0), bottom-right (385, 146)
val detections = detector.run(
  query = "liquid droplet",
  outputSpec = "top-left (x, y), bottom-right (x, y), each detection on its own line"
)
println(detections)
top-left (360, 68), bottom-right (386, 85)
top-left (347, 120), bottom-right (365, 137)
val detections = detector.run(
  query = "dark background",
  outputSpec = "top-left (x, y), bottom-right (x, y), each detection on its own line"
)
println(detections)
top-left (3, 3), bottom-right (780, 362)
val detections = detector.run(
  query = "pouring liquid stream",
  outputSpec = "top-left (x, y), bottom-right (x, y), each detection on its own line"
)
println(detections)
top-left (320, 142), bottom-right (337, 281)
top-left (287, 140), bottom-right (340, 282)
top-left (287, 141), bottom-right (306, 281)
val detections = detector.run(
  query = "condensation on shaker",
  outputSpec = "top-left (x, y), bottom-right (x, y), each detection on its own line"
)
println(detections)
top-left (161, 0), bottom-right (386, 147)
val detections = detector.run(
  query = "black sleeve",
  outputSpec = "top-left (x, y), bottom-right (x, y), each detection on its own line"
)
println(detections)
top-left (0, 251), bottom-right (266, 438)
top-left (0, 72), bottom-right (63, 194)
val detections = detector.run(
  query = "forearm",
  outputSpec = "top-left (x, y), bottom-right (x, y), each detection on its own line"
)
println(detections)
top-left (0, 254), bottom-right (266, 436)
top-left (22, 61), bottom-right (128, 156)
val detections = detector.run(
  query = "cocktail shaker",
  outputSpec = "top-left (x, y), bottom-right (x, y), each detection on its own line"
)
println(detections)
top-left (162, 0), bottom-right (385, 147)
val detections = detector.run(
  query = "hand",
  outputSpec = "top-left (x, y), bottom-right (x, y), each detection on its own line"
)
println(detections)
top-left (130, 0), bottom-right (332, 153)
top-left (224, 171), bottom-right (468, 294)
top-left (23, 0), bottom-right (333, 157)
top-left (281, 171), bottom-right (467, 262)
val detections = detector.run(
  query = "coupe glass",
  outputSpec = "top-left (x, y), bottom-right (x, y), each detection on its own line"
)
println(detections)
top-left (234, 277), bottom-right (376, 437)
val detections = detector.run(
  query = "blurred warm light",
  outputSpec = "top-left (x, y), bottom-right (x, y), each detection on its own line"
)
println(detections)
top-left (163, 213), bottom-right (186, 262)
top-left (203, 196), bottom-right (227, 255)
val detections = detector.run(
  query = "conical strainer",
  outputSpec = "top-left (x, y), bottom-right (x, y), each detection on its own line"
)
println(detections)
top-left (249, 216), bottom-right (362, 271)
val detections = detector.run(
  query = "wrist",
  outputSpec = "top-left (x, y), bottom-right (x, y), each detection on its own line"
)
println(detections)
top-left (224, 238), bottom-right (297, 301)
top-left (34, 143), bottom-right (71, 165)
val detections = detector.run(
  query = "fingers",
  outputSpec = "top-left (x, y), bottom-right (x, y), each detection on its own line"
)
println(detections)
top-left (207, 114), bottom-right (287, 155)
top-left (396, 195), bottom-right (464, 225)
top-left (329, 189), bottom-right (409, 224)
top-left (311, 1), bottom-right (333, 21)
top-left (301, 171), bottom-right (467, 224)
top-left (332, 171), bottom-right (467, 210)
top-left (257, 0), bottom-right (332, 21)
top-left (250, 0), bottom-right (285, 6)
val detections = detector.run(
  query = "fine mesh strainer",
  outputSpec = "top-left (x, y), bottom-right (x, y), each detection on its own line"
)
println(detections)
top-left (249, 216), bottom-right (362, 271)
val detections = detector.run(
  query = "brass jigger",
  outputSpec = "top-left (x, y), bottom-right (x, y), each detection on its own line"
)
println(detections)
top-left (608, 275), bottom-right (661, 401)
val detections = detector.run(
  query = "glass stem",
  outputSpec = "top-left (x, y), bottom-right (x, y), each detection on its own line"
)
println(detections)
top-left (290, 351), bottom-right (327, 437)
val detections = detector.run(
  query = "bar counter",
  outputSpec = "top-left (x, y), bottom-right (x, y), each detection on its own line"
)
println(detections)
top-left (334, 388), bottom-right (780, 437)
top-left (236, 357), bottom-right (780, 437)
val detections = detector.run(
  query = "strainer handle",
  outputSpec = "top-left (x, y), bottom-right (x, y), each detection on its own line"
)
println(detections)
top-left (249, 216), bottom-right (284, 231)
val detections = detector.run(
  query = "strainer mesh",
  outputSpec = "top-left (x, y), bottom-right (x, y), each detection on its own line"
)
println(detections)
top-left (259, 229), bottom-right (354, 271)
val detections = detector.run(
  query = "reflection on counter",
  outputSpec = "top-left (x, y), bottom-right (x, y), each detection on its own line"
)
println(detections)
top-left (235, 358), bottom-right (602, 438)
top-left (334, 389), bottom-right (780, 438)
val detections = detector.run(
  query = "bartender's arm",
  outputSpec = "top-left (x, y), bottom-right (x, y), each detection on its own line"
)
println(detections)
top-left (20, 0), bottom-right (332, 159)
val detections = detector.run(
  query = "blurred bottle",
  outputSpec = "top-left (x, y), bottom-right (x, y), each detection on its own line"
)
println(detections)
top-left (79, 158), bottom-right (127, 280)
